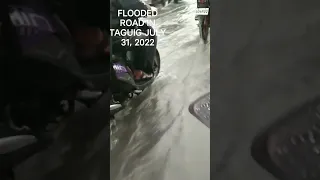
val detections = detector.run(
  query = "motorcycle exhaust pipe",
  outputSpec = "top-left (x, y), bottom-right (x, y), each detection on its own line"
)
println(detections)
top-left (110, 104), bottom-right (122, 111)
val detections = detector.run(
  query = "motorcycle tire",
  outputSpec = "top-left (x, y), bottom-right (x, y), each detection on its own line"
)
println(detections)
top-left (199, 16), bottom-right (209, 44)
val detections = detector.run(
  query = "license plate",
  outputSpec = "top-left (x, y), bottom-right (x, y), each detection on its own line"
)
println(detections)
top-left (195, 8), bottom-right (209, 15)
top-left (197, 0), bottom-right (208, 3)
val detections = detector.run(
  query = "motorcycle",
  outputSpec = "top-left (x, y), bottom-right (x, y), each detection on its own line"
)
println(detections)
top-left (110, 49), bottom-right (161, 114)
top-left (109, 42), bottom-right (160, 134)
top-left (196, 0), bottom-right (210, 44)
top-left (109, 18), bottom-right (161, 116)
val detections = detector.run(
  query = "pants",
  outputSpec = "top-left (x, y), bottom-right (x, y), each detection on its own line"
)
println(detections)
top-left (111, 25), bottom-right (157, 74)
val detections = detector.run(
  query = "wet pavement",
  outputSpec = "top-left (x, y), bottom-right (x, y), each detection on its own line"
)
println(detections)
top-left (14, 0), bottom-right (210, 180)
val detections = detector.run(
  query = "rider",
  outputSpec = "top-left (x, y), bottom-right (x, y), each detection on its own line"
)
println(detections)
top-left (111, 0), bottom-right (158, 80)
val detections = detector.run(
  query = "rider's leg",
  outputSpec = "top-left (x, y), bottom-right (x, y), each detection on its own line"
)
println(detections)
top-left (110, 26), bottom-right (157, 80)
top-left (137, 25), bottom-right (158, 73)
top-left (130, 34), bottom-right (157, 80)
top-left (111, 34), bottom-right (155, 80)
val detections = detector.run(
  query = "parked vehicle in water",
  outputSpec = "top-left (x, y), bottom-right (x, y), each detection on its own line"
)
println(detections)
top-left (110, 46), bottom-right (161, 117)
top-left (196, 0), bottom-right (210, 43)
top-left (110, 16), bottom-right (161, 118)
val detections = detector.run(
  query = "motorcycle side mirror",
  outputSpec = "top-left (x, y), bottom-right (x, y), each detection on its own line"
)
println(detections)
top-left (189, 92), bottom-right (210, 128)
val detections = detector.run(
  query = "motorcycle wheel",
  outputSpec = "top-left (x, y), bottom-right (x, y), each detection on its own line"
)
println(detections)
top-left (199, 16), bottom-right (209, 44)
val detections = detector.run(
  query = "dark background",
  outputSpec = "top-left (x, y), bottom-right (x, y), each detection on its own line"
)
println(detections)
top-left (210, 0), bottom-right (320, 179)
top-left (15, 93), bottom-right (111, 180)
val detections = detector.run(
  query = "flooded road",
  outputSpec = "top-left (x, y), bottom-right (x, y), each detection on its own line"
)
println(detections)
top-left (111, 0), bottom-right (210, 179)
top-left (14, 0), bottom-right (210, 180)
